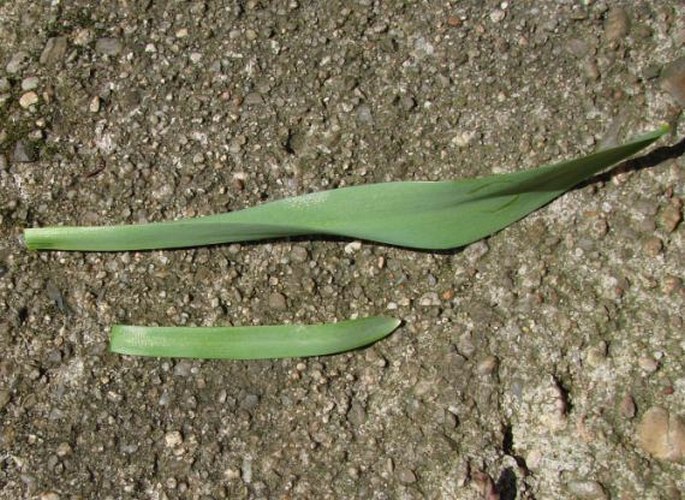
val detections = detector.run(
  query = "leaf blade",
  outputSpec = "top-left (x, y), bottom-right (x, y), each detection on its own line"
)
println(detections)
top-left (110, 316), bottom-right (401, 359)
top-left (24, 126), bottom-right (668, 251)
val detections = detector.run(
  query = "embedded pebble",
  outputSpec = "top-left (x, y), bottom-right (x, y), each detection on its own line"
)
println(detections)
top-left (661, 275), bottom-right (683, 295)
top-left (604, 7), bottom-right (630, 43)
top-left (73, 28), bottom-right (93, 46)
top-left (642, 236), bottom-right (662, 257)
top-left (19, 91), bottom-right (39, 109)
top-left (0, 389), bottom-right (10, 410)
top-left (242, 457), bottom-right (253, 484)
top-left (243, 92), bottom-right (264, 105)
top-left (399, 95), bottom-right (416, 111)
top-left (661, 57), bottom-right (685, 107)
top-left (6, 51), bottom-right (28, 73)
top-left (413, 36), bottom-right (434, 58)
top-left (489, 9), bottom-right (506, 24)
top-left (95, 37), bottom-right (122, 56)
top-left (39, 493), bottom-right (60, 500)
top-left (637, 355), bottom-right (659, 373)
top-left (565, 480), bottom-right (607, 499)
top-left (637, 407), bottom-right (685, 461)
top-left (457, 332), bottom-right (476, 358)
top-left (173, 360), bottom-right (192, 377)
top-left (586, 61), bottom-right (602, 81)
top-left (566, 38), bottom-right (591, 59)
top-left (21, 77), bottom-right (39, 91)
top-left (476, 355), bottom-right (498, 376)
top-left (585, 341), bottom-right (608, 367)
top-left (658, 201), bottom-right (682, 233)
top-left (463, 240), bottom-right (489, 263)
top-left (418, 292), bottom-right (440, 306)
top-left (39, 36), bottom-right (67, 65)
top-left (446, 15), bottom-right (461, 28)
top-left (12, 140), bottom-right (37, 163)
top-left (344, 241), bottom-right (362, 254)
top-left (241, 394), bottom-right (259, 410)
top-left (356, 104), bottom-right (373, 124)
top-left (536, 378), bottom-right (568, 431)
top-left (347, 401), bottom-right (367, 426)
top-left (452, 130), bottom-right (478, 148)
top-left (620, 394), bottom-right (637, 419)
top-left (397, 467), bottom-right (417, 484)
top-left (164, 431), bottom-right (183, 448)
top-left (89, 96), bottom-right (100, 113)
top-left (290, 246), bottom-right (309, 263)
top-left (56, 442), bottom-right (72, 457)
top-left (267, 292), bottom-right (287, 310)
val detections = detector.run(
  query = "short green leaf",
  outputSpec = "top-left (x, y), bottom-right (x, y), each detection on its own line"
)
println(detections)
top-left (110, 316), bottom-right (401, 359)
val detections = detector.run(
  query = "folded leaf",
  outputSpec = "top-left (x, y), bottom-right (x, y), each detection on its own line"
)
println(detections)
top-left (25, 126), bottom-right (668, 251)
top-left (110, 316), bottom-right (401, 359)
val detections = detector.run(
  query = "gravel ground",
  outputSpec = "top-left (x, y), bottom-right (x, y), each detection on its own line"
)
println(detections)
top-left (1, 1), bottom-right (684, 499)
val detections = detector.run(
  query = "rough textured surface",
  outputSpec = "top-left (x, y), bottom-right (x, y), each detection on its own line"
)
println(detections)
top-left (0, 1), bottom-right (683, 498)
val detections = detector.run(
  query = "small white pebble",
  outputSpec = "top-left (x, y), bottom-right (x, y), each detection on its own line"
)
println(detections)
top-left (21, 76), bottom-right (40, 91)
top-left (490, 9), bottom-right (506, 23)
top-left (241, 457), bottom-right (252, 484)
top-left (89, 95), bottom-right (100, 113)
top-left (224, 468), bottom-right (240, 480)
top-left (56, 442), bottom-right (72, 457)
top-left (566, 479), bottom-right (606, 499)
top-left (344, 241), bottom-right (362, 254)
top-left (19, 91), bottom-right (39, 109)
top-left (164, 430), bottom-right (183, 448)
top-left (419, 292), bottom-right (440, 306)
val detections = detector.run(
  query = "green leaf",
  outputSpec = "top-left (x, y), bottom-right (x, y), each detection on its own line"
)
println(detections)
top-left (110, 316), bottom-right (401, 359)
top-left (24, 125), bottom-right (668, 251)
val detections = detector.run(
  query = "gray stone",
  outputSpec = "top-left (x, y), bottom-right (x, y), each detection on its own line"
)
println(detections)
top-left (12, 141), bottom-right (38, 163)
top-left (95, 37), bottom-right (123, 56)
top-left (661, 56), bottom-right (685, 107)
top-left (347, 401), bottom-right (367, 426)
top-left (290, 246), bottom-right (309, 263)
top-left (243, 92), bottom-right (263, 105)
top-left (21, 77), bottom-right (39, 91)
top-left (0, 389), bottom-right (10, 411)
top-left (6, 51), bottom-right (28, 73)
top-left (267, 292), bottom-right (287, 310)
top-left (566, 480), bottom-right (606, 499)
top-left (39, 36), bottom-right (67, 65)
top-left (397, 467), bottom-right (417, 484)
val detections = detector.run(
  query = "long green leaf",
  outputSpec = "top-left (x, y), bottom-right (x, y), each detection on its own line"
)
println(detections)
top-left (110, 316), bottom-right (400, 359)
top-left (25, 126), bottom-right (668, 251)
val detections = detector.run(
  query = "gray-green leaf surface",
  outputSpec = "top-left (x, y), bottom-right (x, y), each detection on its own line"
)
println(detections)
top-left (24, 126), bottom-right (668, 251)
